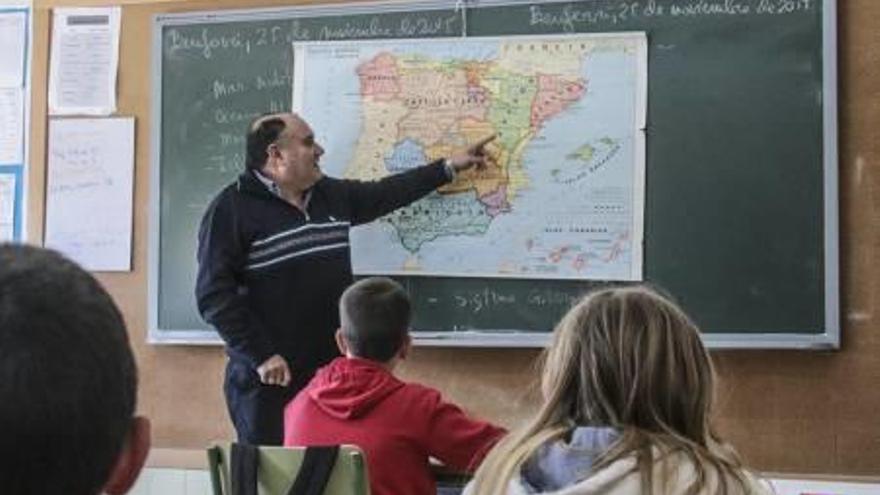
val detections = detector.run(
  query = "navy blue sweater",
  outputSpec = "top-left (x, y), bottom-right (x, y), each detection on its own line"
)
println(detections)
top-left (195, 162), bottom-right (449, 370)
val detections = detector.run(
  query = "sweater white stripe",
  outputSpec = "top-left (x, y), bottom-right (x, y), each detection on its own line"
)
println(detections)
top-left (245, 242), bottom-right (349, 270)
top-left (252, 221), bottom-right (350, 247)
top-left (249, 228), bottom-right (348, 261)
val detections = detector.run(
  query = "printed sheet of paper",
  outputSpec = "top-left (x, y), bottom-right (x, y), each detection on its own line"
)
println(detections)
top-left (0, 11), bottom-right (27, 87)
top-left (48, 7), bottom-right (120, 115)
top-left (0, 87), bottom-right (23, 164)
top-left (0, 173), bottom-right (15, 241)
top-left (45, 117), bottom-right (134, 271)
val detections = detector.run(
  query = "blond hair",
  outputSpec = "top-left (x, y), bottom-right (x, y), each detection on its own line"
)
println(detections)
top-left (469, 286), bottom-right (752, 494)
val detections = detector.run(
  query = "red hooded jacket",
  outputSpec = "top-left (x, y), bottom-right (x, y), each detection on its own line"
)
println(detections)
top-left (283, 357), bottom-right (505, 495)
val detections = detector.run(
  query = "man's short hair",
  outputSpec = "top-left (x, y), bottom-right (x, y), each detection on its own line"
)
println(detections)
top-left (339, 277), bottom-right (411, 362)
top-left (0, 245), bottom-right (137, 495)
top-left (245, 113), bottom-right (287, 171)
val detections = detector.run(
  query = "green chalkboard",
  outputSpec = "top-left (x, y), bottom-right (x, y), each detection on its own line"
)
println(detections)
top-left (149, 0), bottom-right (838, 348)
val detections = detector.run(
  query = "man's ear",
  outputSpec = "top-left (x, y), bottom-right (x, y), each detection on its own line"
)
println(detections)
top-left (335, 328), bottom-right (349, 356)
top-left (267, 142), bottom-right (281, 159)
top-left (398, 334), bottom-right (412, 361)
top-left (103, 416), bottom-right (151, 495)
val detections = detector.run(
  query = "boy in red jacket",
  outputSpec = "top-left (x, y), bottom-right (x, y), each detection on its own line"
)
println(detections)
top-left (283, 277), bottom-right (505, 495)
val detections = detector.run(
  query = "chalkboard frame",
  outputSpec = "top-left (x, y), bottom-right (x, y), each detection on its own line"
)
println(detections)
top-left (148, 0), bottom-right (839, 349)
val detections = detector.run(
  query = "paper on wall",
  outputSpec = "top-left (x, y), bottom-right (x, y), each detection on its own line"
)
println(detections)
top-left (48, 7), bottom-right (120, 115)
top-left (44, 117), bottom-right (134, 271)
top-left (0, 11), bottom-right (27, 87)
top-left (0, 87), bottom-right (24, 165)
top-left (0, 173), bottom-right (15, 241)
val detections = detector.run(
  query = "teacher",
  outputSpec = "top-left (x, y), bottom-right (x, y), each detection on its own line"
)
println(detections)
top-left (196, 111), bottom-right (494, 444)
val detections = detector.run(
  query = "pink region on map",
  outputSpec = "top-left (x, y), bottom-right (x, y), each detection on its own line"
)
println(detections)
top-left (548, 245), bottom-right (571, 264)
top-left (573, 254), bottom-right (587, 272)
top-left (356, 53), bottom-right (400, 101)
top-left (465, 84), bottom-right (491, 120)
top-left (530, 74), bottom-right (586, 128)
top-left (478, 185), bottom-right (511, 217)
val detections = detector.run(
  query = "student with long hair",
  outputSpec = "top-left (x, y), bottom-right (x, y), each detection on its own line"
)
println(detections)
top-left (466, 286), bottom-right (771, 495)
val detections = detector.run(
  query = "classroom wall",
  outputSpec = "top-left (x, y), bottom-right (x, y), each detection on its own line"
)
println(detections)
top-left (25, 0), bottom-right (880, 475)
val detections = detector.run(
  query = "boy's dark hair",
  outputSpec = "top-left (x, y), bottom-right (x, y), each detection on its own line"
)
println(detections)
top-left (339, 277), bottom-right (411, 362)
top-left (0, 245), bottom-right (137, 495)
top-left (245, 114), bottom-right (287, 171)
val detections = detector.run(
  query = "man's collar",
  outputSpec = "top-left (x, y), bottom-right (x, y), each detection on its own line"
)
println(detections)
top-left (252, 169), bottom-right (282, 197)
top-left (249, 169), bottom-right (314, 209)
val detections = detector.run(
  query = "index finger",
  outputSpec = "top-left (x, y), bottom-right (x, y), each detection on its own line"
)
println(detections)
top-left (471, 134), bottom-right (497, 149)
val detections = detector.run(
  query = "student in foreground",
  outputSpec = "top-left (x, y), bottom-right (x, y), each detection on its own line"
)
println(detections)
top-left (466, 286), bottom-right (771, 495)
top-left (284, 277), bottom-right (505, 495)
top-left (0, 245), bottom-right (150, 495)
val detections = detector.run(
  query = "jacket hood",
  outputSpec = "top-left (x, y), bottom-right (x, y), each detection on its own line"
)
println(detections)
top-left (307, 357), bottom-right (404, 420)
top-left (519, 426), bottom-right (619, 492)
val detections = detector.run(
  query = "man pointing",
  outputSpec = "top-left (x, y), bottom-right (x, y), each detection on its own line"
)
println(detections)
top-left (196, 111), bottom-right (494, 444)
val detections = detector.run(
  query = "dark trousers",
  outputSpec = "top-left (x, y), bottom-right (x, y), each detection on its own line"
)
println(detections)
top-left (223, 359), bottom-right (312, 445)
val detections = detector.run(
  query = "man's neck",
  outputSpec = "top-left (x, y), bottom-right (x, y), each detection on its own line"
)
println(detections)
top-left (279, 185), bottom-right (308, 210)
top-left (254, 168), bottom-right (309, 211)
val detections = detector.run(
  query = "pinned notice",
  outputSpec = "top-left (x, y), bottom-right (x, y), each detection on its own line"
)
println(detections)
top-left (0, 11), bottom-right (27, 87)
top-left (49, 7), bottom-right (120, 115)
top-left (45, 117), bottom-right (134, 271)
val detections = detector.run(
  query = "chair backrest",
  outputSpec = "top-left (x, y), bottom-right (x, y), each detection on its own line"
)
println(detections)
top-left (207, 443), bottom-right (369, 495)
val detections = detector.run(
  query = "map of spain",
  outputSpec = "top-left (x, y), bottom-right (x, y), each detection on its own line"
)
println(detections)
top-left (293, 34), bottom-right (646, 280)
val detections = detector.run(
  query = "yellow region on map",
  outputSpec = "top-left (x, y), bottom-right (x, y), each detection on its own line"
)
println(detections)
top-left (345, 40), bottom-right (594, 207)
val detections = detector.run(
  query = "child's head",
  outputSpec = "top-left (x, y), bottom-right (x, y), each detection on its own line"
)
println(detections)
top-left (338, 277), bottom-right (411, 362)
top-left (470, 285), bottom-right (748, 495)
top-left (0, 244), bottom-right (150, 495)
top-left (540, 285), bottom-right (714, 438)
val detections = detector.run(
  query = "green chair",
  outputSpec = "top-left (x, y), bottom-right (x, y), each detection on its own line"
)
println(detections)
top-left (207, 443), bottom-right (369, 495)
